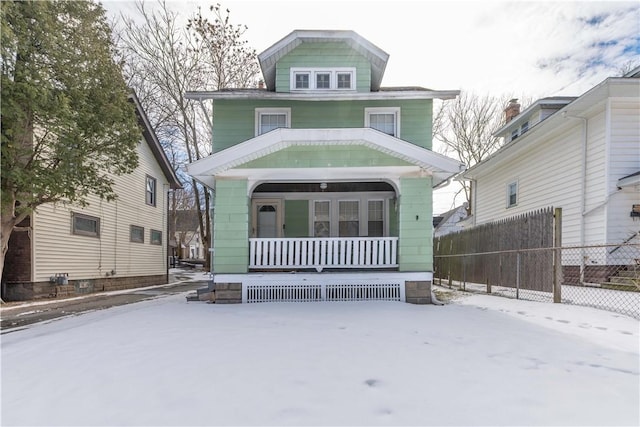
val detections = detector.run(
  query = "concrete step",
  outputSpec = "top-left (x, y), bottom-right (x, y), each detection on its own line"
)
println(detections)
top-left (600, 282), bottom-right (639, 292)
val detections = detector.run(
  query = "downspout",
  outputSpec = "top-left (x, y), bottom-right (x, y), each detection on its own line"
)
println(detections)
top-left (563, 112), bottom-right (588, 282)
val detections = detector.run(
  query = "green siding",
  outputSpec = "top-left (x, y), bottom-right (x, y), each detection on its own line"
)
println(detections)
top-left (398, 177), bottom-right (433, 272)
top-left (275, 42), bottom-right (371, 92)
top-left (239, 145), bottom-right (413, 169)
top-left (213, 179), bottom-right (249, 273)
top-left (284, 200), bottom-right (309, 237)
top-left (212, 99), bottom-right (433, 152)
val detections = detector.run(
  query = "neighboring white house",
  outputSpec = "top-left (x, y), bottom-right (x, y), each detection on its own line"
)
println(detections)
top-left (2, 93), bottom-right (182, 301)
top-left (460, 68), bottom-right (640, 268)
top-left (433, 203), bottom-right (468, 237)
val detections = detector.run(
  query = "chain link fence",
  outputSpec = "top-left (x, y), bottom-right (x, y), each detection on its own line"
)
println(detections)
top-left (434, 243), bottom-right (640, 319)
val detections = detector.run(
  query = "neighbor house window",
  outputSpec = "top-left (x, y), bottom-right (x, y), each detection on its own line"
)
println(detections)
top-left (150, 229), bottom-right (162, 245)
top-left (365, 107), bottom-right (400, 137)
top-left (130, 225), bottom-right (144, 243)
top-left (368, 200), bottom-right (384, 237)
top-left (507, 181), bottom-right (518, 208)
top-left (72, 212), bottom-right (100, 238)
top-left (339, 201), bottom-right (359, 237)
top-left (521, 121), bottom-right (529, 134)
top-left (146, 175), bottom-right (156, 206)
top-left (313, 201), bottom-right (330, 237)
top-left (290, 68), bottom-right (355, 90)
top-left (255, 108), bottom-right (291, 136)
top-left (511, 129), bottom-right (519, 141)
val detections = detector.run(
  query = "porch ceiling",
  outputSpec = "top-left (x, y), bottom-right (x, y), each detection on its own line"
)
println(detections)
top-left (186, 128), bottom-right (465, 188)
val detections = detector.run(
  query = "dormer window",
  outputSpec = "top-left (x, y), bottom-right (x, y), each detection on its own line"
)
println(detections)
top-left (315, 72), bottom-right (331, 89)
top-left (511, 129), bottom-right (519, 140)
top-left (521, 121), bottom-right (529, 134)
top-left (295, 73), bottom-right (309, 89)
top-left (291, 68), bottom-right (355, 91)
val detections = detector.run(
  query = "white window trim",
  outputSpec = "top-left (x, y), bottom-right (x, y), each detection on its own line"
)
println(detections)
top-left (364, 107), bottom-right (401, 138)
top-left (506, 180), bottom-right (519, 208)
top-left (308, 194), bottom-right (391, 237)
top-left (290, 67), bottom-right (356, 91)
top-left (255, 107), bottom-right (291, 136)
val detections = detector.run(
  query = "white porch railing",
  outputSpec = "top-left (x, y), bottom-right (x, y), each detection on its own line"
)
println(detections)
top-left (249, 237), bottom-right (398, 271)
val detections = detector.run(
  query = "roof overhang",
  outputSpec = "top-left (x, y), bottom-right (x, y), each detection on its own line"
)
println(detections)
top-left (186, 128), bottom-right (465, 189)
top-left (462, 77), bottom-right (640, 180)
top-left (184, 89), bottom-right (460, 102)
top-left (258, 30), bottom-right (389, 91)
top-left (618, 171), bottom-right (640, 188)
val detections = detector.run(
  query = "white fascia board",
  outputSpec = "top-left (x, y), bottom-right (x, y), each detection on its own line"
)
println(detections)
top-left (186, 128), bottom-right (465, 181)
top-left (184, 90), bottom-right (460, 101)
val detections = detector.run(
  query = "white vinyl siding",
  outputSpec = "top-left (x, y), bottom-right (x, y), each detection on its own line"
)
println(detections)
top-left (473, 93), bottom-right (639, 248)
top-left (32, 134), bottom-right (170, 282)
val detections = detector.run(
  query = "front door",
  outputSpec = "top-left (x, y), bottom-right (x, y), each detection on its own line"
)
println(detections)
top-left (251, 199), bottom-right (282, 238)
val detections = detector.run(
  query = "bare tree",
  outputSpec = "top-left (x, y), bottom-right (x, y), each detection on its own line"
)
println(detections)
top-left (433, 92), bottom-right (530, 214)
top-left (116, 1), bottom-right (259, 271)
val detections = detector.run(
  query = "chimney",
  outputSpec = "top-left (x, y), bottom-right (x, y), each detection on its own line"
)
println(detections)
top-left (504, 98), bottom-right (521, 123)
top-left (258, 80), bottom-right (264, 89)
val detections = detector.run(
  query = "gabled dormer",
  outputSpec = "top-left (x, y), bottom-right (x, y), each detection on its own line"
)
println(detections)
top-left (258, 30), bottom-right (389, 93)
top-left (496, 97), bottom-right (577, 143)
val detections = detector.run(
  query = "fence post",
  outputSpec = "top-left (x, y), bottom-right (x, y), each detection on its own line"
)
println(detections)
top-left (462, 255), bottom-right (466, 290)
top-left (516, 251), bottom-right (521, 299)
top-left (553, 208), bottom-right (562, 303)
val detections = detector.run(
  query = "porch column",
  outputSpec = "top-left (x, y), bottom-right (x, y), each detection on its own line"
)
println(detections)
top-left (398, 177), bottom-right (433, 272)
top-left (213, 178), bottom-right (249, 274)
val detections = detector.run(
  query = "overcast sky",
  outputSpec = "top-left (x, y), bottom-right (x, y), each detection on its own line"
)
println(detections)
top-left (104, 0), bottom-right (640, 213)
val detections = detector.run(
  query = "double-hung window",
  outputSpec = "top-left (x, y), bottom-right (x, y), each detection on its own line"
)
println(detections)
top-left (507, 181), bottom-right (518, 208)
top-left (338, 201), bottom-right (360, 237)
top-left (255, 108), bottom-right (291, 136)
top-left (365, 107), bottom-right (400, 137)
top-left (146, 175), bottom-right (156, 206)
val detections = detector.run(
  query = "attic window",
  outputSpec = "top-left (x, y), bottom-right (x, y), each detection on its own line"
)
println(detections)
top-left (291, 68), bottom-right (355, 91)
top-left (521, 121), bottom-right (529, 134)
top-left (511, 129), bottom-right (519, 140)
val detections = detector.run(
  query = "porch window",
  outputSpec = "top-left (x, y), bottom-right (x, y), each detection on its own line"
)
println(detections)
top-left (368, 200), bottom-right (384, 237)
top-left (255, 108), bottom-right (291, 136)
top-left (313, 201), bottom-right (330, 237)
top-left (507, 181), bottom-right (518, 208)
top-left (339, 201), bottom-right (359, 237)
top-left (365, 107), bottom-right (400, 137)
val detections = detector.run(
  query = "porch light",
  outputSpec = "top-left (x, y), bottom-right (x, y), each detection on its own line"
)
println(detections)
top-left (320, 182), bottom-right (328, 190)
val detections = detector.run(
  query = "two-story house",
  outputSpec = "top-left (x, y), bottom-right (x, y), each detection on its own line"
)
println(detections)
top-left (460, 67), bottom-right (640, 281)
top-left (186, 30), bottom-right (464, 303)
top-left (2, 93), bottom-right (182, 300)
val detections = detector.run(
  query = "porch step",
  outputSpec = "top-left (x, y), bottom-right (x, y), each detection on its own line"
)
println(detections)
top-left (600, 282), bottom-right (639, 292)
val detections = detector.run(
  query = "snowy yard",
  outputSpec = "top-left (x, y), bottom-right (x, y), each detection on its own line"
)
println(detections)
top-left (1, 288), bottom-right (639, 426)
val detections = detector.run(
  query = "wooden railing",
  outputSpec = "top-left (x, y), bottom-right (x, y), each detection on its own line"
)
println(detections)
top-left (249, 237), bottom-right (399, 271)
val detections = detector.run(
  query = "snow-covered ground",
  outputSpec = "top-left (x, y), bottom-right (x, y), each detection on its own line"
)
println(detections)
top-left (1, 287), bottom-right (638, 426)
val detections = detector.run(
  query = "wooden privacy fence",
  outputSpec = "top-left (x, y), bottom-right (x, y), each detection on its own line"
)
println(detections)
top-left (434, 207), bottom-right (560, 294)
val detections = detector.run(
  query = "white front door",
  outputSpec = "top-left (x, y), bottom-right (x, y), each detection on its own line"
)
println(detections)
top-left (252, 199), bottom-right (282, 238)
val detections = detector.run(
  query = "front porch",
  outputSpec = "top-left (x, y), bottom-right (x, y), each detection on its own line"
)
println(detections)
top-left (249, 236), bottom-right (398, 272)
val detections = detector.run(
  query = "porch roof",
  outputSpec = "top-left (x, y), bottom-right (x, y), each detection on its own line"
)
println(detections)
top-left (186, 128), bottom-right (465, 188)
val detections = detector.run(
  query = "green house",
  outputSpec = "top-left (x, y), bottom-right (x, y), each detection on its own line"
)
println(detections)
top-left (186, 30), bottom-right (464, 303)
